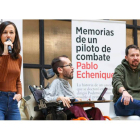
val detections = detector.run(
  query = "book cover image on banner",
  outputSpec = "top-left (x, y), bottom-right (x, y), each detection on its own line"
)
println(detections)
top-left (72, 20), bottom-right (126, 115)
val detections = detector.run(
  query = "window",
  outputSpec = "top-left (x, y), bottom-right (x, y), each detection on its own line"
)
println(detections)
top-left (23, 19), bottom-right (140, 96)
top-left (23, 20), bottom-right (71, 96)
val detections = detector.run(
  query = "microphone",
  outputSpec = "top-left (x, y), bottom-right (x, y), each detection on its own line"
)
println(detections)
top-left (6, 38), bottom-right (12, 54)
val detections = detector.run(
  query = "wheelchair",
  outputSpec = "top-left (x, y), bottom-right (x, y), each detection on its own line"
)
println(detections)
top-left (28, 68), bottom-right (79, 120)
top-left (28, 68), bottom-right (111, 120)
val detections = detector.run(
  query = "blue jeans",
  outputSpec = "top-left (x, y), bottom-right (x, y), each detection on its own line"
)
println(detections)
top-left (0, 91), bottom-right (21, 120)
top-left (114, 96), bottom-right (140, 116)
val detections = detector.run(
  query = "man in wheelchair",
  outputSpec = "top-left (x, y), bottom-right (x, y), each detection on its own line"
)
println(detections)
top-left (42, 55), bottom-right (105, 120)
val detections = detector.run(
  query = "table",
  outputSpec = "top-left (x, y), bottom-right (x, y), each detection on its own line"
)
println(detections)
top-left (73, 100), bottom-right (113, 107)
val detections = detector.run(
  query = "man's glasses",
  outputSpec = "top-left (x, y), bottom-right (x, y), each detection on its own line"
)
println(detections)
top-left (60, 63), bottom-right (73, 68)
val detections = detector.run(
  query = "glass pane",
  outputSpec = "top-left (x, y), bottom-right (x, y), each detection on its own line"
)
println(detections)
top-left (126, 29), bottom-right (133, 47)
top-left (137, 30), bottom-right (140, 47)
top-left (110, 19), bottom-right (133, 25)
top-left (137, 20), bottom-right (140, 26)
top-left (44, 20), bottom-right (71, 65)
top-left (24, 68), bottom-right (40, 96)
top-left (23, 20), bottom-right (40, 64)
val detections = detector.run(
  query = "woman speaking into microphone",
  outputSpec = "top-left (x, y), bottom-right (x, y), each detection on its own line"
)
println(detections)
top-left (0, 21), bottom-right (22, 120)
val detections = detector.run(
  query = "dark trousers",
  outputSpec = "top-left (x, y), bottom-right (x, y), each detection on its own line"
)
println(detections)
top-left (68, 106), bottom-right (105, 120)
top-left (114, 96), bottom-right (140, 116)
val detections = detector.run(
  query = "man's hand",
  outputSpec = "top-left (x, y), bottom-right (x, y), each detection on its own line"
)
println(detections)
top-left (57, 97), bottom-right (71, 108)
top-left (121, 91), bottom-right (133, 105)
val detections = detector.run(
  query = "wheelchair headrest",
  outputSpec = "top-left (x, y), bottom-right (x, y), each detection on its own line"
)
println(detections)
top-left (41, 68), bottom-right (55, 80)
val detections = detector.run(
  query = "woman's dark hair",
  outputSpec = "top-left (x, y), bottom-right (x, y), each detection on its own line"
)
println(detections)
top-left (51, 55), bottom-right (68, 76)
top-left (0, 21), bottom-right (21, 59)
top-left (125, 45), bottom-right (140, 56)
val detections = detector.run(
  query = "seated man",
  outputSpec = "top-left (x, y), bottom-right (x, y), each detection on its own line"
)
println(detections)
top-left (42, 55), bottom-right (105, 120)
top-left (112, 44), bottom-right (140, 116)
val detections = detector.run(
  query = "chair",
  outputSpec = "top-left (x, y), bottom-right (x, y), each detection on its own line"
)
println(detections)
top-left (109, 95), bottom-right (140, 120)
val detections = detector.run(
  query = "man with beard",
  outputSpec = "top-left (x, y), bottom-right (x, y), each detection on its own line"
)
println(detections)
top-left (42, 55), bottom-right (105, 120)
top-left (112, 45), bottom-right (140, 116)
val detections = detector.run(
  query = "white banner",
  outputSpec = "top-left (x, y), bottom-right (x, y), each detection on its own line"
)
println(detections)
top-left (72, 20), bottom-right (126, 115)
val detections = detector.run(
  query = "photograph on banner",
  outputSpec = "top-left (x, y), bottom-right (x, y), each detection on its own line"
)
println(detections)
top-left (72, 20), bottom-right (126, 102)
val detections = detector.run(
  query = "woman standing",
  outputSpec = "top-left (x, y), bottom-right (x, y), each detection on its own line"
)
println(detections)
top-left (0, 21), bottom-right (22, 120)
